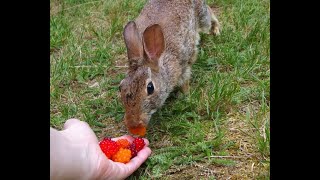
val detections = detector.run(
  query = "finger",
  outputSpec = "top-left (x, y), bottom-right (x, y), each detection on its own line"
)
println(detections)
top-left (124, 147), bottom-right (152, 174)
top-left (63, 118), bottom-right (83, 129)
top-left (111, 135), bottom-right (135, 143)
top-left (136, 146), bottom-right (152, 159)
top-left (142, 138), bottom-right (149, 147)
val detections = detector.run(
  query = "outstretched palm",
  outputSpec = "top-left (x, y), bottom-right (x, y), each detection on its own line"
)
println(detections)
top-left (60, 119), bottom-right (152, 180)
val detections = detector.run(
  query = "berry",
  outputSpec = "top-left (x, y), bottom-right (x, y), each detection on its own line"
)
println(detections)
top-left (99, 138), bottom-right (120, 159)
top-left (116, 139), bottom-right (130, 148)
top-left (128, 143), bottom-right (138, 158)
top-left (111, 148), bottom-right (132, 164)
top-left (133, 137), bottom-right (145, 152)
top-left (129, 126), bottom-right (146, 137)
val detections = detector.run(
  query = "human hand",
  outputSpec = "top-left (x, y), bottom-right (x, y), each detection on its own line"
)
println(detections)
top-left (50, 119), bottom-right (152, 180)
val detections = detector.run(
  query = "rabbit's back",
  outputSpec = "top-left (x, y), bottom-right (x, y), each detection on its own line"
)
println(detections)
top-left (135, 0), bottom-right (199, 65)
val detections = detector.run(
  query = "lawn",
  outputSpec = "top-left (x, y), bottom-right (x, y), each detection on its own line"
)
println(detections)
top-left (50, 0), bottom-right (270, 179)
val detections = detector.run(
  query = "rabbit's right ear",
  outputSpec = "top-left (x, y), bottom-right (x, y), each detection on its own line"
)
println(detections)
top-left (142, 24), bottom-right (165, 72)
top-left (123, 21), bottom-right (144, 68)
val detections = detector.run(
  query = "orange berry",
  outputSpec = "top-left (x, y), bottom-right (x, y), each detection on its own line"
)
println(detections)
top-left (129, 126), bottom-right (146, 137)
top-left (111, 148), bottom-right (132, 164)
top-left (116, 139), bottom-right (130, 148)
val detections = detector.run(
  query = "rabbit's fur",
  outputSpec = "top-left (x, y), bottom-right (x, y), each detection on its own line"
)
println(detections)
top-left (119, 0), bottom-right (220, 132)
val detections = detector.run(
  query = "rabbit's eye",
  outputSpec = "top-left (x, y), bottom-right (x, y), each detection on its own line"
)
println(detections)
top-left (147, 82), bottom-right (154, 95)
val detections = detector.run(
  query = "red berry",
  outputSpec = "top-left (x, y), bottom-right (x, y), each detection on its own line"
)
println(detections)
top-left (133, 137), bottom-right (145, 152)
top-left (99, 138), bottom-right (120, 159)
top-left (128, 143), bottom-right (138, 158)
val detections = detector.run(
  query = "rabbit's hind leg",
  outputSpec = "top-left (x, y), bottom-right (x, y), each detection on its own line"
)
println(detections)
top-left (196, 0), bottom-right (221, 36)
top-left (207, 5), bottom-right (221, 36)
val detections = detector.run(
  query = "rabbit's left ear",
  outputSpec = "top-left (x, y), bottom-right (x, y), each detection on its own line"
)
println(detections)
top-left (123, 21), bottom-right (144, 68)
top-left (142, 24), bottom-right (165, 72)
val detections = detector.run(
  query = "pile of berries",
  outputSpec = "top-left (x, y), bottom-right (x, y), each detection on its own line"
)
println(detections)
top-left (99, 137), bottom-right (146, 164)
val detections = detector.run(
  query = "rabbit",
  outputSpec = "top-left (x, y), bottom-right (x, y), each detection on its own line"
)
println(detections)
top-left (118, 0), bottom-right (221, 135)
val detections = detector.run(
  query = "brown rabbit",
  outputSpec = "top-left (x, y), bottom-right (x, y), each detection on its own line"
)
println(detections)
top-left (119, 0), bottom-right (220, 136)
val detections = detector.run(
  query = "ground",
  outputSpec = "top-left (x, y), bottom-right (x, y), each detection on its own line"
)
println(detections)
top-left (50, 0), bottom-right (270, 179)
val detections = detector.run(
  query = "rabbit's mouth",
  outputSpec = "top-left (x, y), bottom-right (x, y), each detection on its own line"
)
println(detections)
top-left (124, 110), bottom-right (152, 137)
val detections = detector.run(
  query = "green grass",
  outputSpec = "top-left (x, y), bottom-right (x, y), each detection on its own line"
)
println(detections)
top-left (50, 0), bottom-right (270, 179)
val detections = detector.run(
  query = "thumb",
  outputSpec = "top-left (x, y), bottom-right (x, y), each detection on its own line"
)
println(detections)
top-left (61, 118), bottom-right (99, 143)
top-left (63, 118), bottom-right (83, 129)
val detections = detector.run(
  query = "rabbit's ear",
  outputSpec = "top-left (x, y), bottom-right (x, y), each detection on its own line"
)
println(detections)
top-left (142, 24), bottom-right (165, 72)
top-left (123, 21), bottom-right (144, 67)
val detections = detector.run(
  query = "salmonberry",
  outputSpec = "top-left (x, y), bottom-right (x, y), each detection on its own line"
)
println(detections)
top-left (116, 139), bottom-right (130, 148)
top-left (129, 126), bottom-right (146, 137)
top-left (99, 138), bottom-right (120, 159)
top-left (133, 137), bottom-right (145, 152)
top-left (128, 143), bottom-right (138, 158)
top-left (111, 148), bottom-right (132, 164)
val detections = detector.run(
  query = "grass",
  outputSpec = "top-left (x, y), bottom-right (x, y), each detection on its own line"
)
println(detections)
top-left (50, 0), bottom-right (270, 179)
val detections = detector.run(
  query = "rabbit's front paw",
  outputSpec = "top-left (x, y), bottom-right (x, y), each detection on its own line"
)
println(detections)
top-left (211, 23), bottom-right (221, 36)
top-left (212, 26), bottom-right (220, 36)
top-left (181, 80), bottom-right (190, 95)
